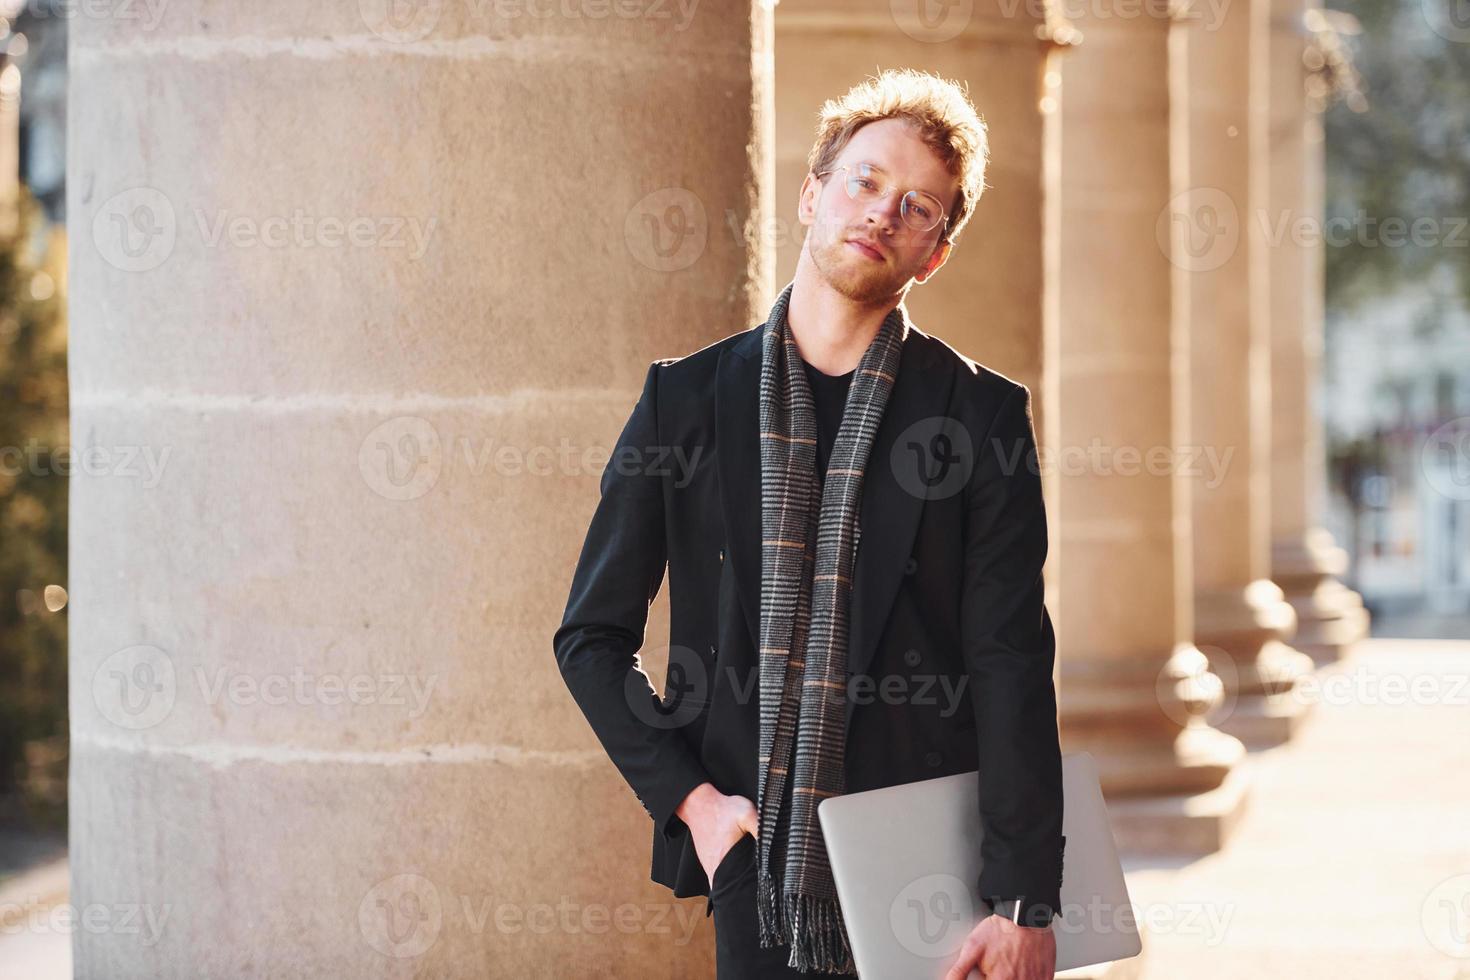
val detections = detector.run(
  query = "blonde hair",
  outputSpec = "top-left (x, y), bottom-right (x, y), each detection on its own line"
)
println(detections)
top-left (807, 68), bottom-right (989, 246)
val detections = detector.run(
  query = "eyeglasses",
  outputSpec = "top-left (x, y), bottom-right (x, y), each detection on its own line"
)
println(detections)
top-left (813, 161), bottom-right (951, 235)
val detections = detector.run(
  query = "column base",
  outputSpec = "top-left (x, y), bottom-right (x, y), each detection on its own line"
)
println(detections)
top-left (1196, 581), bottom-right (1317, 748)
top-left (1272, 528), bottom-right (1371, 664)
top-left (1104, 761), bottom-right (1252, 856)
top-left (1060, 645), bottom-right (1248, 798)
top-left (1210, 678), bottom-right (1315, 748)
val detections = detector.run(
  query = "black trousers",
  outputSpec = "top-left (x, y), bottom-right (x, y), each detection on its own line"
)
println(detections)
top-left (706, 834), bottom-right (852, 979)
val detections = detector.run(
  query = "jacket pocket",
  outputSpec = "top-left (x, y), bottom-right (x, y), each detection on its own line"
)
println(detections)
top-left (709, 832), bottom-right (754, 894)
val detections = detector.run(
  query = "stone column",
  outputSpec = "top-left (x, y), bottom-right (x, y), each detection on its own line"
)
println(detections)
top-left (1056, 5), bottom-right (1248, 855)
top-left (774, 1), bottom-right (1072, 500)
top-left (0, 59), bottom-right (18, 238)
top-left (1182, 0), bottom-right (1315, 748)
top-left (67, 4), bottom-right (771, 977)
top-left (1267, 0), bottom-right (1370, 662)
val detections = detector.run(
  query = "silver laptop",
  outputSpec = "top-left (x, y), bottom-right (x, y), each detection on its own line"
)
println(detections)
top-left (818, 751), bottom-right (1141, 977)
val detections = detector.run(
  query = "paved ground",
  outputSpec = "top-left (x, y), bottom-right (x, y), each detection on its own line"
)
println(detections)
top-left (2, 637), bottom-right (1464, 978)
top-left (1123, 637), bottom-right (1470, 980)
top-left (0, 848), bottom-right (71, 980)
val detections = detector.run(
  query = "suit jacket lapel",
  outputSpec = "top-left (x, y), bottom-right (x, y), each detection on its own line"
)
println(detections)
top-left (715, 326), bottom-right (765, 653)
top-left (715, 307), bottom-right (954, 730)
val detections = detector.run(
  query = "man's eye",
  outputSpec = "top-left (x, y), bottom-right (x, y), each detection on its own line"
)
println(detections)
top-left (911, 204), bottom-right (931, 219)
top-left (856, 178), bottom-right (879, 191)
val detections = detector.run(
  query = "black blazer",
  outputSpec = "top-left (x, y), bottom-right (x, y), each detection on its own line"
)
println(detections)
top-left (553, 303), bottom-right (1064, 921)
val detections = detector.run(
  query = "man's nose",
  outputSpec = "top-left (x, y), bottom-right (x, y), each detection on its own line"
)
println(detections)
top-left (863, 192), bottom-right (903, 231)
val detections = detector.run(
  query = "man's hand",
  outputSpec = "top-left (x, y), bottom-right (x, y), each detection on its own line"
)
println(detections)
top-left (943, 911), bottom-right (1056, 980)
top-left (675, 782), bottom-right (760, 887)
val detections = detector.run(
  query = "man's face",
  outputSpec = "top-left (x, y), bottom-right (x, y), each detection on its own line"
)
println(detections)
top-left (799, 117), bottom-right (960, 304)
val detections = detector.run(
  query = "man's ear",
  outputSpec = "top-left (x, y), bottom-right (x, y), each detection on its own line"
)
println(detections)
top-left (797, 171), bottom-right (820, 228)
top-left (915, 239), bottom-right (953, 283)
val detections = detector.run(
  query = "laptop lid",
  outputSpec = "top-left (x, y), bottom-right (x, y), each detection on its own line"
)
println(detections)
top-left (817, 751), bottom-right (1142, 977)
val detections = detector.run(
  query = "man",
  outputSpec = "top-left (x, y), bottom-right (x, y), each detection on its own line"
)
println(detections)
top-left (554, 68), bottom-right (1063, 979)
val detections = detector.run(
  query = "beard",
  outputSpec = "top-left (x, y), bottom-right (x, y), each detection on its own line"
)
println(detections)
top-left (806, 222), bottom-right (928, 305)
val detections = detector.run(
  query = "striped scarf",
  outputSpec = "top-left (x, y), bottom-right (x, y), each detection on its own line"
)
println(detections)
top-left (755, 281), bottom-right (907, 974)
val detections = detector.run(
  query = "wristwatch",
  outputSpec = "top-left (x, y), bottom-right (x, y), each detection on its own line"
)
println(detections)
top-left (986, 897), bottom-right (1054, 929)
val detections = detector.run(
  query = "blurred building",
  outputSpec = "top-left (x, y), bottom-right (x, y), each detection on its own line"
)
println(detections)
top-left (1325, 266), bottom-right (1470, 622)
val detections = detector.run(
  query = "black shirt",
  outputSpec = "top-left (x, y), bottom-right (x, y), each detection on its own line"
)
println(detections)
top-left (802, 357), bottom-right (856, 483)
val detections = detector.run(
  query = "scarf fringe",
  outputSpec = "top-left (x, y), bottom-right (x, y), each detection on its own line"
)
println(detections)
top-left (756, 869), bottom-right (859, 976)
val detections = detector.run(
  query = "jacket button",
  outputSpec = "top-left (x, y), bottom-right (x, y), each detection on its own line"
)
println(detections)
top-left (904, 648), bottom-right (921, 667)
top-left (925, 751), bottom-right (943, 768)
top-left (903, 556), bottom-right (918, 575)
top-left (718, 547), bottom-right (725, 563)
top-left (710, 644), bottom-right (717, 656)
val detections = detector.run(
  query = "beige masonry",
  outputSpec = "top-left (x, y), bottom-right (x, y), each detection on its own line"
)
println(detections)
top-left (68, 3), bottom-right (772, 976)
top-left (1265, 0), bottom-right (1371, 661)
top-left (1181, 0), bottom-right (1317, 749)
top-left (1055, 3), bottom-right (1250, 857)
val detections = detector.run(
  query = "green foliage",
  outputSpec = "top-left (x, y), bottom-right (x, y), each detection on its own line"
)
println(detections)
top-left (1324, 0), bottom-right (1470, 318)
top-left (0, 184), bottom-right (68, 831)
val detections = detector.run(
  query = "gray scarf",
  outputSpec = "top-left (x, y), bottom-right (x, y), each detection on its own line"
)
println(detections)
top-left (755, 281), bottom-right (907, 974)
